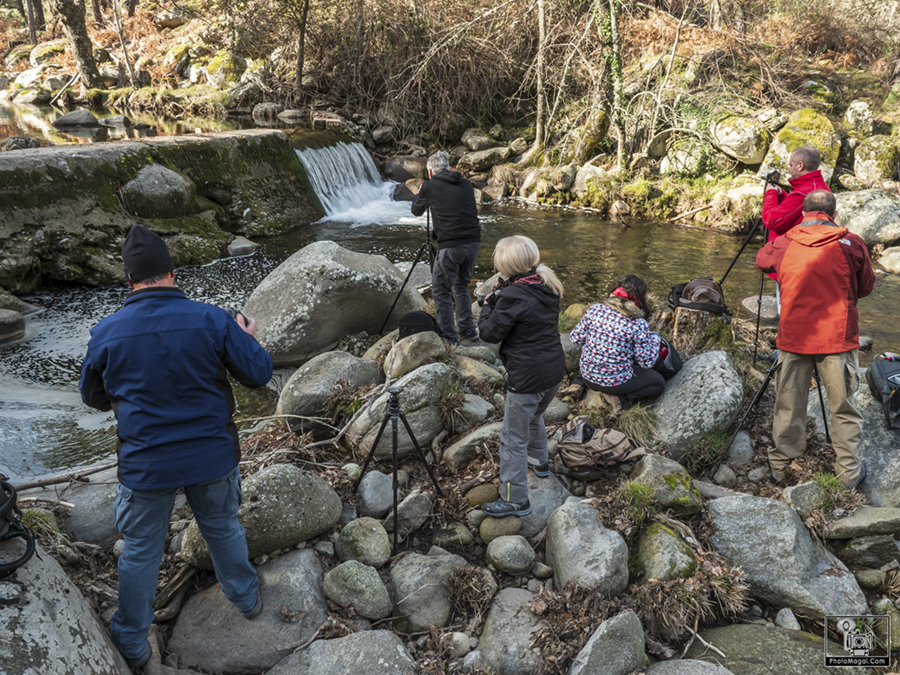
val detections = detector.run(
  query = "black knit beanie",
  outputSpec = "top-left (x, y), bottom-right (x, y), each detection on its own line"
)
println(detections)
top-left (122, 225), bottom-right (174, 282)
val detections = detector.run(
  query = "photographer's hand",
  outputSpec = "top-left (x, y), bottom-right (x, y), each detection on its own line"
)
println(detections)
top-left (237, 313), bottom-right (258, 338)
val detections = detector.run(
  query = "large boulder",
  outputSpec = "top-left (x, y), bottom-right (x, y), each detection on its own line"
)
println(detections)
top-left (168, 549), bottom-right (328, 673)
top-left (0, 541), bottom-right (131, 675)
top-left (390, 551), bottom-right (468, 632)
top-left (708, 495), bottom-right (866, 618)
top-left (181, 464), bottom-right (342, 569)
top-left (653, 351), bottom-right (744, 461)
top-left (845, 100), bottom-right (874, 137)
top-left (572, 164), bottom-right (608, 199)
top-left (205, 50), bottom-right (247, 89)
top-left (709, 115), bottom-right (771, 164)
top-left (807, 376), bottom-right (900, 507)
top-left (570, 611), bottom-right (645, 675)
top-left (660, 138), bottom-right (705, 176)
top-left (685, 624), bottom-right (872, 675)
top-left (347, 363), bottom-right (449, 460)
top-left (637, 522), bottom-right (697, 583)
top-left (244, 241), bottom-right (427, 366)
top-left (758, 108), bottom-right (840, 183)
top-left (854, 136), bottom-right (899, 184)
top-left (275, 351), bottom-right (381, 432)
top-left (265, 630), bottom-right (415, 675)
top-left (457, 147), bottom-right (511, 172)
top-left (545, 501), bottom-right (629, 594)
top-left (479, 588), bottom-right (544, 675)
top-left (122, 164), bottom-right (197, 219)
top-left (835, 189), bottom-right (900, 247)
top-left (519, 471), bottom-right (572, 538)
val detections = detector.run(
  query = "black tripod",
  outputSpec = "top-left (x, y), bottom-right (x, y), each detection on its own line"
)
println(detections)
top-left (711, 352), bottom-right (831, 478)
top-left (355, 386), bottom-right (443, 553)
top-left (379, 209), bottom-right (435, 335)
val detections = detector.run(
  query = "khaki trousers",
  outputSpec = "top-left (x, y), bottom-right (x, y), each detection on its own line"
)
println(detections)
top-left (771, 349), bottom-right (863, 487)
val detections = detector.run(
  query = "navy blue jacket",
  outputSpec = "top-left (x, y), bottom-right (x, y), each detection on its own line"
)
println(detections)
top-left (80, 287), bottom-right (273, 490)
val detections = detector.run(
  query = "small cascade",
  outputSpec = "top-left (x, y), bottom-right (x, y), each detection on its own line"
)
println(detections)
top-left (295, 141), bottom-right (396, 218)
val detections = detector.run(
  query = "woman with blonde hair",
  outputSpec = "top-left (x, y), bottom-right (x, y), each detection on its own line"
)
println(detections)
top-left (477, 235), bottom-right (565, 517)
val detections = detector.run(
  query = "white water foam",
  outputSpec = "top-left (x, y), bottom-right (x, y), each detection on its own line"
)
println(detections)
top-left (294, 142), bottom-right (425, 227)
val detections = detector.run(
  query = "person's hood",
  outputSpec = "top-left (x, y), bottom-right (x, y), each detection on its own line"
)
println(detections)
top-left (432, 170), bottom-right (464, 184)
top-left (602, 295), bottom-right (645, 320)
top-left (505, 273), bottom-right (560, 309)
top-left (787, 213), bottom-right (848, 248)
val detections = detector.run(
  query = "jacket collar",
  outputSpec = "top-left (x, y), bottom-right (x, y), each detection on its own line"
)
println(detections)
top-left (602, 295), bottom-right (645, 320)
top-left (124, 286), bottom-right (186, 305)
top-left (788, 170), bottom-right (825, 189)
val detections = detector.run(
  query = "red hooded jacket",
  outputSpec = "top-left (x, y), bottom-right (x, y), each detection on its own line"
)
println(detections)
top-left (756, 211), bottom-right (875, 355)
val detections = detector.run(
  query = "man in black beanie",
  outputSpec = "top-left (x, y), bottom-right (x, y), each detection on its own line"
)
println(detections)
top-left (80, 224), bottom-right (273, 670)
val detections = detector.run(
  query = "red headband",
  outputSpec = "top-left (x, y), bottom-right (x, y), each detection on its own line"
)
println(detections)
top-left (611, 287), bottom-right (636, 303)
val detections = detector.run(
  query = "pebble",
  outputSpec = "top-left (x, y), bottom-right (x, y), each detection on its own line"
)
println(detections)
top-left (747, 467), bottom-right (768, 483)
top-left (526, 579), bottom-right (543, 593)
top-left (775, 607), bottom-right (801, 630)
top-left (253, 554), bottom-right (269, 566)
top-left (713, 464), bottom-right (737, 488)
top-left (315, 541), bottom-right (335, 558)
top-left (532, 562), bottom-right (553, 578)
top-left (342, 463), bottom-right (362, 482)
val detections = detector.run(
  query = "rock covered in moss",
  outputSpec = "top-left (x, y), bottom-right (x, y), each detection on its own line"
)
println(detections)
top-left (710, 115), bottom-right (771, 164)
top-left (637, 522), bottom-right (697, 583)
top-left (758, 108), bottom-right (840, 183)
top-left (630, 454), bottom-right (703, 516)
top-left (181, 463), bottom-right (342, 569)
top-left (29, 39), bottom-right (66, 66)
top-left (835, 189), bottom-right (900, 246)
top-left (206, 50), bottom-right (247, 89)
top-left (654, 350), bottom-right (743, 461)
top-left (570, 109), bottom-right (610, 165)
top-left (854, 135), bottom-right (900, 183)
top-left (803, 79), bottom-right (835, 106)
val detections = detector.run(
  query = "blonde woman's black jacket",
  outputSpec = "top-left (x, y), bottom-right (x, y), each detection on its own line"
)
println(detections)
top-left (478, 278), bottom-right (565, 394)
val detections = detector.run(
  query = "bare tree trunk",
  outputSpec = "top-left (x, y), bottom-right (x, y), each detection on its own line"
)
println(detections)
top-left (605, 0), bottom-right (626, 172)
top-left (294, 0), bottom-right (311, 90)
top-left (91, 0), bottom-right (103, 24)
top-left (26, 0), bottom-right (37, 43)
top-left (112, 0), bottom-right (137, 85)
top-left (519, 0), bottom-right (546, 165)
top-left (34, 0), bottom-right (46, 33)
top-left (127, 0), bottom-right (136, 18)
top-left (55, 0), bottom-right (104, 89)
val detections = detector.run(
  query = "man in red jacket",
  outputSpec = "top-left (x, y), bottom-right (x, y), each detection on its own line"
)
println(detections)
top-left (762, 146), bottom-right (831, 241)
top-left (756, 190), bottom-right (875, 489)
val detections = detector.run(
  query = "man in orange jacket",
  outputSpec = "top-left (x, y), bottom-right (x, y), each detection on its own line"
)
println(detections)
top-left (756, 190), bottom-right (875, 489)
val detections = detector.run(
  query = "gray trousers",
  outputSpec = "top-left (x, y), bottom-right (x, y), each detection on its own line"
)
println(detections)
top-left (432, 243), bottom-right (479, 343)
top-left (499, 385), bottom-right (560, 504)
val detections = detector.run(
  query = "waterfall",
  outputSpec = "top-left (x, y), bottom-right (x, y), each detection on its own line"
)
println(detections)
top-left (295, 142), bottom-right (398, 219)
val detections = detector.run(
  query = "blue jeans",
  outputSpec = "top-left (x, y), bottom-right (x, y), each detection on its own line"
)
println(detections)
top-left (110, 466), bottom-right (258, 660)
top-left (432, 243), bottom-right (480, 343)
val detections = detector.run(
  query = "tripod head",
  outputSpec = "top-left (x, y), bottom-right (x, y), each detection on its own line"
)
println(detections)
top-left (386, 386), bottom-right (404, 413)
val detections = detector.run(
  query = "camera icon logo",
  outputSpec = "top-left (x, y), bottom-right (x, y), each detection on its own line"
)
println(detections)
top-left (836, 618), bottom-right (874, 656)
top-left (825, 615), bottom-right (890, 667)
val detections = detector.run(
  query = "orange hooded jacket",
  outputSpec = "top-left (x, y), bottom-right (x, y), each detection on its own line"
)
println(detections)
top-left (755, 211), bottom-right (875, 355)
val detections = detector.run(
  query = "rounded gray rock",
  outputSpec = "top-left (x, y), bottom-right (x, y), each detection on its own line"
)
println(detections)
top-left (265, 630), bottom-right (415, 675)
top-left (358, 470), bottom-right (394, 518)
top-left (486, 535), bottom-right (535, 577)
top-left (52, 109), bottom-right (100, 127)
top-left (0, 309), bottom-right (25, 345)
top-left (323, 560), bottom-right (392, 620)
top-left (336, 517), bottom-right (391, 568)
top-left (122, 163), bottom-right (196, 219)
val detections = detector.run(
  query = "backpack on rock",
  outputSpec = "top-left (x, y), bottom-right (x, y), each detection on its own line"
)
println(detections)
top-left (554, 417), bottom-right (652, 480)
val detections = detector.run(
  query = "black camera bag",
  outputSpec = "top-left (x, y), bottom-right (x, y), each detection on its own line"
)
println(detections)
top-left (668, 277), bottom-right (727, 315)
top-left (653, 334), bottom-right (683, 380)
top-left (0, 478), bottom-right (36, 580)
top-left (866, 355), bottom-right (900, 431)
top-left (398, 311), bottom-right (439, 339)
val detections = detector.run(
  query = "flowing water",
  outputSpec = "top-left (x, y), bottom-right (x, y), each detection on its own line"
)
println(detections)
top-left (2, 139), bottom-right (899, 480)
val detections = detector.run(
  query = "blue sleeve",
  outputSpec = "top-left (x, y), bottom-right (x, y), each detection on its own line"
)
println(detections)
top-left (79, 339), bottom-right (113, 411)
top-left (221, 319), bottom-right (273, 388)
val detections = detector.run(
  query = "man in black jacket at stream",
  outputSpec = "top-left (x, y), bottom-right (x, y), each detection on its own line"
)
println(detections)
top-left (411, 151), bottom-right (482, 346)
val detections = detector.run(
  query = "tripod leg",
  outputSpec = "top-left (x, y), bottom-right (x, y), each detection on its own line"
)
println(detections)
top-left (355, 412), bottom-right (392, 491)
top-left (398, 411), bottom-right (444, 496)
top-left (752, 271), bottom-right (765, 364)
top-left (812, 360), bottom-right (832, 445)
top-left (391, 415), bottom-right (399, 554)
top-left (379, 241), bottom-right (430, 335)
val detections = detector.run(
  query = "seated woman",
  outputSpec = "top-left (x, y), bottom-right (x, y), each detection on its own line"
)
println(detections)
top-left (566, 275), bottom-right (667, 413)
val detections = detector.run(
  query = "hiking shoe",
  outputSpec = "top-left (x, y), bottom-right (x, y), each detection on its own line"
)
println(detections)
top-left (602, 393), bottom-right (626, 416)
top-left (243, 593), bottom-right (263, 620)
top-left (846, 461), bottom-right (867, 491)
top-left (768, 460), bottom-right (783, 484)
top-left (532, 462), bottom-right (550, 477)
top-left (459, 334), bottom-right (484, 348)
top-left (482, 498), bottom-right (531, 518)
top-left (559, 383), bottom-right (585, 400)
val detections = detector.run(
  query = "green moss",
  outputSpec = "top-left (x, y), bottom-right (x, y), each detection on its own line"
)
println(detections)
top-left (558, 313), bottom-right (579, 333)
top-left (703, 319), bottom-right (733, 348)
top-left (774, 109), bottom-right (840, 167)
